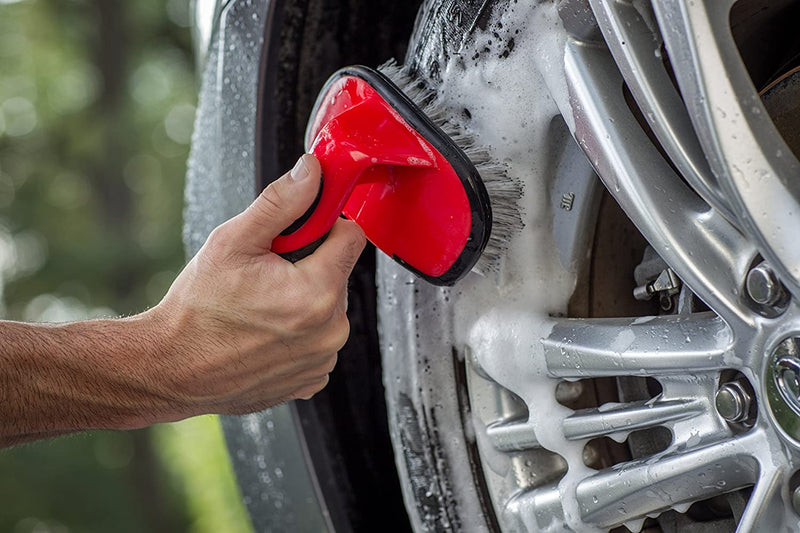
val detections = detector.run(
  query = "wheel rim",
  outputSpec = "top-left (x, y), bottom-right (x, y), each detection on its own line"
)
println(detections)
top-left (380, 1), bottom-right (800, 531)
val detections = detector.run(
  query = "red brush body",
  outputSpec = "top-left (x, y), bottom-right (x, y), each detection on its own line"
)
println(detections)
top-left (270, 65), bottom-right (512, 286)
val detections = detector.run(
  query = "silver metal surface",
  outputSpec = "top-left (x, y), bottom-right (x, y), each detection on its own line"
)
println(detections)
top-left (190, 0), bottom-right (220, 71)
top-left (564, 398), bottom-right (704, 441)
top-left (747, 262), bottom-right (783, 307)
top-left (564, 36), bottom-right (757, 328)
top-left (378, 0), bottom-right (800, 531)
top-left (765, 337), bottom-right (800, 444)
top-left (633, 267), bottom-right (681, 302)
top-left (587, 0), bottom-right (738, 224)
top-left (715, 381), bottom-right (752, 423)
top-left (653, 0), bottom-right (800, 299)
top-left (775, 354), bottom-right (800, 417)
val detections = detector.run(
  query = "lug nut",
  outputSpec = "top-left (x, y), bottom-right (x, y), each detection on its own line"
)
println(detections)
top-left (715, 381), bottom-right (752, 423)
top-left (746, 262), bottom-right (782, 306)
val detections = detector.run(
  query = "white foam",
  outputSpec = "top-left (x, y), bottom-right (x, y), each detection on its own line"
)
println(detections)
top-left (426, 2), bottom-right (609, 530)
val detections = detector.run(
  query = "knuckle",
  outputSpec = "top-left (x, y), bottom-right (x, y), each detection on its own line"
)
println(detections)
top-left (281, 284), bottom-right (318, 330)
top-left (320, 290), bottom-right (341, 316)
top-left (321, 353), bottom-right (338, 375)
top-left (205, 223), bottom-right (235, 254)
top-left (314, 374), bottom-right (330, 393)
top-left (328, 235), bottom-right (365, 278)
top-left (314, 315), bottom-right (349, 354)
top-left (345, 222), bottom-right (367, 249)
top-left (295, 375), bottom-right (329, 400)
top-left (329, 316), bottom-right (351, 351)
top-left (308, 301), bottom-right (329, 324)
top-left (251, 182), bottom-right (286, 221)
top-left (305, 290), bottom-right (339, 325)
top-left (291, 304), bottom-right (323, 331)
top-left (286, 309), bottom-right (313, 333)
top-left (341, 229), bottom-right (367, 267)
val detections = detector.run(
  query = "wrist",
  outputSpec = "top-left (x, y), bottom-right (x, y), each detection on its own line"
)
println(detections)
top-left (123, 306), bottom-right (195, 426)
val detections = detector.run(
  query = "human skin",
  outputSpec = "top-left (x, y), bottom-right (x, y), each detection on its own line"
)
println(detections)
top-left (0, 154), bottom-right (366, 448)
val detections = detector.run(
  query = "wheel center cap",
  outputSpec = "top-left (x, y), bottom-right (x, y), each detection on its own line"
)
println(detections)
top-left (775, 355), bottom-right (800, 415)
top-left (766, 338), bottom-right (800, 443)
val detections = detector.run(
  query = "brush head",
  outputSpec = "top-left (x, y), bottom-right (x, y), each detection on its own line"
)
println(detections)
top-left (377, 60), bottom-right (524, 276)
top-left (302, 62), bottom-right (523, 285)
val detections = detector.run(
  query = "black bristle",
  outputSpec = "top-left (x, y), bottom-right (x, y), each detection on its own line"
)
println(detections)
top-left (378, 59), bottom-right (524, 275)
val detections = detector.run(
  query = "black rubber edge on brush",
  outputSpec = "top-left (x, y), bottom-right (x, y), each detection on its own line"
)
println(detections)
top-left (306, 65), bottom-right (492, 286)
top-left (280, 176), bottom-right (325, 237)
top-left (277, 177), bottom-right (326, 262)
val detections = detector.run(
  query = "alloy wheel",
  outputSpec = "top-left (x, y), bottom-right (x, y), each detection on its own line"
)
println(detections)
top-left (379, 1), bottom-right (800, 531)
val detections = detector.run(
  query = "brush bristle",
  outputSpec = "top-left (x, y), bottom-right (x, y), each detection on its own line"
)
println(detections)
top-left (378, 59), bottom-right (524, 275)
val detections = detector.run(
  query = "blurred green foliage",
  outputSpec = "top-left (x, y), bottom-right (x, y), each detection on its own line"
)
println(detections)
top-left (0, 1), bottom-right (252, 531)
top-left (153, 417), bottom-right (252, 533)
top-left (0, 0), bottom-right (190, 316)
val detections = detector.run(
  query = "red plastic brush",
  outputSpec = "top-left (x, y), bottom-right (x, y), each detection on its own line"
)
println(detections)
top-left (270, 61), bottom-right (523, 286)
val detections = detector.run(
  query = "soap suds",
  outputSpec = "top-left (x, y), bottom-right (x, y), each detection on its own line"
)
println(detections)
top-left (426, 2), bottom-right (607, 531)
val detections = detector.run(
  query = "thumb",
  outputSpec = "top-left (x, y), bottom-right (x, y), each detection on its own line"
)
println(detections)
top-left (229, 154), bottom-right (322, 253)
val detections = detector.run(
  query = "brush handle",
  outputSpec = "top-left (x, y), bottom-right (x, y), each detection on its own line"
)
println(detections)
top-left (272, 65), bottom-right (494, 285)
top-left (277, 178), bottom-right (326, 262)
top-left (269, 143), bottom-right (363, 260)
top-left (277, 235), bottom-right (327, 262)
top-left (269, 94), bottom-right (434, 260)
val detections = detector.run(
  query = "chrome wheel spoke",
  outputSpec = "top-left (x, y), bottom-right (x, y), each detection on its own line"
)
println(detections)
top-left (563, 39), bottom-right (757, 327)
top-left (575, 433), bottom-right (760, 528)
top-left (588, 0), bottom-right (737, 224)
top-left (486, 420), bottom-right (539, 452)
top-left (654, 0), bottom-right (800, 298)
top-left (736, 465), bottom-right (787, 532)
top-left (412, 2), bottom-right (800, 531)
top-left (562, 398), bottom-right (704, 441)
top-left (543, 314), bottom-right (735, 378)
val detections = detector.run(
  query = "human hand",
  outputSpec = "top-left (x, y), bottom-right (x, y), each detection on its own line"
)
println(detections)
top-left (147, 154), bottom-right (366, 420)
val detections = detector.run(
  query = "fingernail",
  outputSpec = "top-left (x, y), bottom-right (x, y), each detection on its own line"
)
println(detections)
top-left (290, 155), bottom-right (310, 181)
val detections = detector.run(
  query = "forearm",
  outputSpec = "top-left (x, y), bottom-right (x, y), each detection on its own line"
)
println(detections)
top-left (0, 312), bottom-right (177, 444)
top-left (0, 155), bottom-right (363, 447)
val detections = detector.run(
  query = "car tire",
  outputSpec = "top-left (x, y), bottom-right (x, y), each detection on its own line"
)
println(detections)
top-left (188, 0), bottom-right (800, 531)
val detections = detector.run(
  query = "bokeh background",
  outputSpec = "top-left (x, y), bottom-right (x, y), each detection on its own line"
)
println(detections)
top-left (0, 0), bottom-right (252, 531)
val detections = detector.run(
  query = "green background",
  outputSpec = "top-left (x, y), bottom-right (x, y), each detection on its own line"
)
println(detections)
top-left (0, 0), bottom-right (252, 531)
